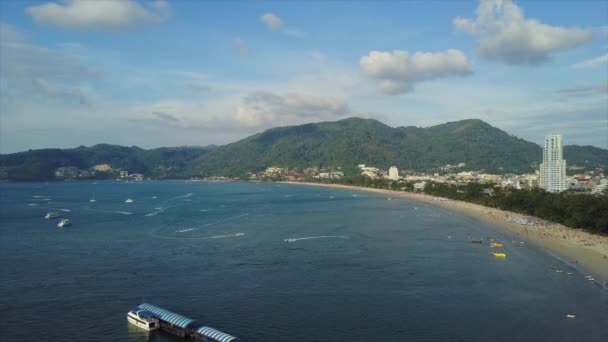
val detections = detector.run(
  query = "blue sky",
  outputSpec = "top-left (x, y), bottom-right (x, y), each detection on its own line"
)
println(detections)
top-left (1, 0), bottom-right (607, 153)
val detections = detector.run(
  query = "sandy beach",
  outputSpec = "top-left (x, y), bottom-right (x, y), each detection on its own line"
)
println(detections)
top-left (283, 182), bottom-right (608, 285)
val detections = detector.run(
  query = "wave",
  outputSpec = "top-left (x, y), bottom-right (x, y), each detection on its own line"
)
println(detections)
top-left (284, 235), bottom-right (349, 243)
top-left (176, 228), bottom-right (194, 233)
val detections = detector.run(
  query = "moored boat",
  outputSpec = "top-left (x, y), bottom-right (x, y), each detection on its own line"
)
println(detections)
top-left (45, 212), bottom-right (60, 219)
top-left (57, 219), bottom-right (71, 228)
top-left (127, 309), bottom-right (160, 331)
top-left (491, 252), bottom-right (507, 258)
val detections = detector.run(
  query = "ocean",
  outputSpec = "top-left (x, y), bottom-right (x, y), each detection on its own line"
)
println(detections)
top-left (1, 181), bottom-right (607, 341)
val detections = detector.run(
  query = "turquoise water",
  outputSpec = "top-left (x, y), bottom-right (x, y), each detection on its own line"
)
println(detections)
top-left (1, 181), bottom-right (607, 341)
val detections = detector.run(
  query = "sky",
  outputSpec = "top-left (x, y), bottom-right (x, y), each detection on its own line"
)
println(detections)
top-left (0, 0), bottom-right (607, 153)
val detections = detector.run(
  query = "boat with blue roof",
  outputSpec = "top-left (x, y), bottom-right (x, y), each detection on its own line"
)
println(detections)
top-left (129, 303), bottom-right (238, 341)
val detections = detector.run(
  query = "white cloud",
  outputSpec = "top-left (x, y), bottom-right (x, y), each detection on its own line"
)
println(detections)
top-left (360, 49), bottom-right (472, 94)
top-left (260, 13), bottom-right (283, 30)
top-left (235, 91), bottom-right (350, 128)
top-left (0, 23), bottom-right (99, 105)
top-left (26, 0), bottom-right (171, 30)
top-left (125, 90), bottom-right (350, 134)
top-left (454, 0), bottom-right (594, 65)
top-left (572, 54), bottom-right (608, 68)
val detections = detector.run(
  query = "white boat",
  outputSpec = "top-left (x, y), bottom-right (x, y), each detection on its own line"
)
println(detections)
top-left (125, 198), bottom-right (134, 203)
top-left (45, 212), bottom-right (60, 219)
top-left (127, 309), bottom-right (160, 331)
top-left (89, 193), bottom-right (96, 203)
top-left (57, 219), bottom-right (71, 228)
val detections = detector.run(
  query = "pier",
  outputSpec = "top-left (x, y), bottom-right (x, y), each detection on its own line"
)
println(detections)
top-left (134, 303), bottom-right (238, 341)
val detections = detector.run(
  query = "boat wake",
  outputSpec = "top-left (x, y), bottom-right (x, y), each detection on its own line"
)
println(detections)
top-left (152, 231), bottom-right (245, 240)
top-left (145, 206), bottom-right (173, 217)
top-left (32, 206), bottom-right (71, 212)
top-left (152, 214), bottom-right (249, 240)
top-left (210, 233), bottom-right (245, 239)
top-left (284, 235), bottom-right (349, 243)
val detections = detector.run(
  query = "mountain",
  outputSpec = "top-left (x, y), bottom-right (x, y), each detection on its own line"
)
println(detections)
top-left (1, 118), bottom-right (606, 180)
top-left (191, 117), bottom-right (605, 176)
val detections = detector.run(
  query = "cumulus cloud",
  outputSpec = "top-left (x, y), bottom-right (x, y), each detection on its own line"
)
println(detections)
top-left (454, 0), bottom-right (594, 65)
top-left (360, 49), bottom-right (472, 94)
top-left (235, 91), bottom-right (350, 128)
top-left (572, 54), bottom-right (608, 69)
top-left (26, 0), bottom-right (171, 30)
top-left (260, 13), bottom-right (283, 30)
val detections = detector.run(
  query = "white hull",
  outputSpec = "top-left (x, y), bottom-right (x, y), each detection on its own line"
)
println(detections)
top-left (127, 311), bottom-right (159, 331)
top-left (57, 219), bottom-right (71, 227)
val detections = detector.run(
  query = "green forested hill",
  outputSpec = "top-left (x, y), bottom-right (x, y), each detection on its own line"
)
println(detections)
top-left (191, 118), bottom-right (604, 176)
top-left (0, 145), bottom-right (212, 180)
top-left (1, 118), bottom-right (606, 180)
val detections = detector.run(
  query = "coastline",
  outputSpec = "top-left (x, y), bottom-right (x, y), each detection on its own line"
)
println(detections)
top-left (282, 181), bottom-right (608, 284)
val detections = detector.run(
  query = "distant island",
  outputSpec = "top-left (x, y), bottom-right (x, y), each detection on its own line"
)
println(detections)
top-left (1, 117), bottom-right (606, 181)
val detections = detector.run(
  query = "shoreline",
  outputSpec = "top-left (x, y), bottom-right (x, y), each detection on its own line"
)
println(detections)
top-left (282, 181), bottom-right (608, 285)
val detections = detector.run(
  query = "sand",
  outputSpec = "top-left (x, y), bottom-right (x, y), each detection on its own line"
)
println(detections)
top-left (283, 182), bottom-right (608, 285)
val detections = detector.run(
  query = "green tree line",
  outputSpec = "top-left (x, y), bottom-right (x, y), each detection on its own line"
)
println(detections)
top-left (313, 176), bottom-right (608, 235)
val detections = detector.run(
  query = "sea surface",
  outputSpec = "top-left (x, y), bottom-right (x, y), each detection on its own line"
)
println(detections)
top-left (1, 181), bottom-right (607, 342)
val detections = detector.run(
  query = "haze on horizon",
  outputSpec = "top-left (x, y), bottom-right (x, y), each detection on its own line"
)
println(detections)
top-left (0, 0), bottom-right (607, 153)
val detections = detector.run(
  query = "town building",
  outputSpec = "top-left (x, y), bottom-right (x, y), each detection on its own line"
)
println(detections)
top-left (92, 164), bottom-right (112, 172)
top-left (539, 134), bottom-right (567, 193)
top-left (388, 166), bottom-right (399, 180)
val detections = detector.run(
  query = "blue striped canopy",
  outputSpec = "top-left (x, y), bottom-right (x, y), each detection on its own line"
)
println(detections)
top-left (137, 303), bottom-right (195, 329)
top-left (196, 326), bottom-right (238, 342)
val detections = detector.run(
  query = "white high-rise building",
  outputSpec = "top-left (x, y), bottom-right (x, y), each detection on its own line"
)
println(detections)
top-left (539, 134), bottom-right (567, 193)
top-left (388, 166), bottom-right (399, 180)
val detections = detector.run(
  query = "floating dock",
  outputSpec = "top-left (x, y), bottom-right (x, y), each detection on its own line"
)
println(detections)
top-left (133, 303), bottom-right (238, 341)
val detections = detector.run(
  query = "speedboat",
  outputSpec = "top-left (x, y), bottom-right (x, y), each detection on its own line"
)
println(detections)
top-left (125, 198), bottom-right (134, 203)
top-left (57, 219), bottom-right (71, 228)
top-left (127, 309), bottom-right (160, 331)
top-left (491, 252), bottom-right (507, 258)
top-left (45, 212), bottom-right (60, 219)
